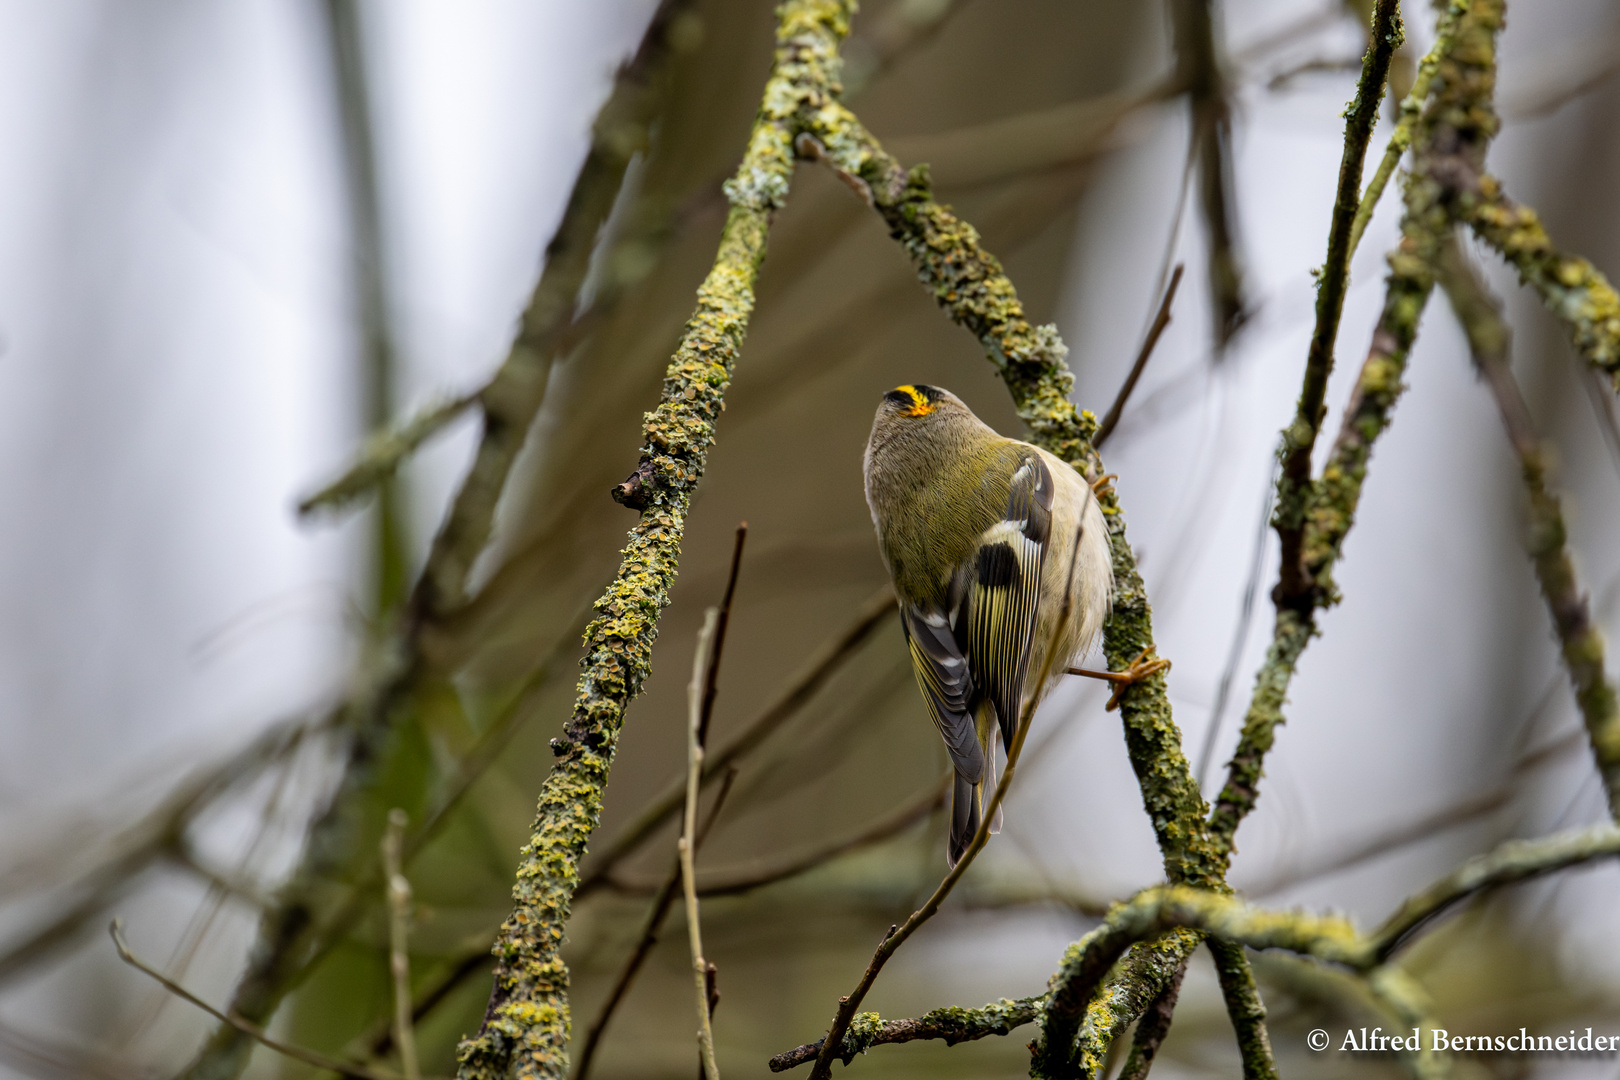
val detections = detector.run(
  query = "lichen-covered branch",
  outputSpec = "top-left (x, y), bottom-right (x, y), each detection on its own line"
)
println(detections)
top-left (799, 65), bottom-right (1261, 1079)
top-left (1272, 0), bottom-right (1401, 610)
top-left (452, 5), bottom-right (857, 1078)
top-left (1041, 824), bottom-right (1620, 1031)
top-left (1068, 933), bottom-right (1200, 1080)
top-left (1363, 967), bottom-right (1453, 1080)
top-left (767, 996), bottom-right (1044, 1072)
top-left (1346, 0), bottom-right (1468, 259)
top-left (1464, 183), bottom-right (1620, 388)
top-left (799, 96), bottom-right (1252, 1076)
top-left (803, 568), bottom-right (1082, 1080)
top-left (1207, 938), bottom-right (1277, 1080)
top-left (1435, 234), bottom-right (1620, 818)
top-left (1114, 950), bottom-right (1191, 1080)
top-left (414, 0), bottom-right (700, 621)
top-left (298, 393), bottom-right (477, 516)
top-left (765, 932), bottom-right (1239, 1079)
top-left (804, 93), bottom-right (1226, 900)
top-left (1367, 823), bottom-right (1620, 959)
top-left (1036, 889), bottom-right (1362, 1063)
top-left (1208, 0), bottom-right (1505, 863)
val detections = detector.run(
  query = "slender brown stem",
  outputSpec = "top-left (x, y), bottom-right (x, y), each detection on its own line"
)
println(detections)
top-left (578, 586), bottom-right (896, 896)
top-left (110, 921), bottom-right (417, 1080)
top-left (605, 778), bottom-right (944, 901)
top-left (699, 524), bottom-right (749, 745)
top-left (382, 810), bottom-right (419, 1080)
top-left (806, 548), bottom-right (1084, 1080)
top-left (682, 613), bottom-right (722, 1080)
top-left (1095, 264), bottom-right (1184, 447)
top-left (571, 769), bottom-right (741, 1080)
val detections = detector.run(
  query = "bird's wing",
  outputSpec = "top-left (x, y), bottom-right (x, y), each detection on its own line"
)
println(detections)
top-left (962, 451), bottom-right (1052, 750)
top-left (902, 602), bottom-right (984, 784)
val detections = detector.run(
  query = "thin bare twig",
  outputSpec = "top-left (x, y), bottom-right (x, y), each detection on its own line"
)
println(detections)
top-left (571, 770), bottom-right (738, 1080)
top-left (578, 586), bottom-right (896, 896)
top-left (652, 777), bottom-right (943, 899)
top-left (574, 526), bottom-right (750, 1080)
top-left (682, 612), bottom-right (722, 1080)
top-left (805, 546), bottom-right (1084, 1080)
top-left (382, 810), bottom-right (419, 1080)
top-left (109, 921), bottom-right (419, 1080)
top-left (1195, 462), bottom-right (1277, 791)
top-left (1169, 0), bottom-right (1250, 348)
top-left (700, 524), bottom-right (749, 744)
top-left (1095, 265), bottom-right (1185, 447)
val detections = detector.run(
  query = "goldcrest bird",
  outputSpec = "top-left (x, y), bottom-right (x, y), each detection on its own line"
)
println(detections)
top-left (864, 384), bottom-right (1113, 866)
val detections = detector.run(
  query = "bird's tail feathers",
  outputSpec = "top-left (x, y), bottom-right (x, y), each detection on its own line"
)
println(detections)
top-left (983, 745), bottom-right (1002, 835)
top-left (948, 771), bottom-right (979, 868)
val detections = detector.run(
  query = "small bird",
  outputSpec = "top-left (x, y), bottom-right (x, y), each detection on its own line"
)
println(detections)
top-left (864, 384), bottom-right (1114, 866)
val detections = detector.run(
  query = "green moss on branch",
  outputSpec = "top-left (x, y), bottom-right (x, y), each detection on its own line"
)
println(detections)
top-left (767, 995), bottom-right (1043, 1072)
top-left (1435, 235), bottom-right (1620, 820)
top-left (1113, 947), bottom-right (1191, 1080)
top-left (801, 79), bottom-right (1266, 1079)
top-left (800, 98), bottom-right (1249, 1076)
top-left (1273, 0), bottom-right (1402, 609)
top-left (1368, 824), bottom-right (1620, 959)
top-left (1208, 938), bottom-right (1278, 1080)
top-left (1066, 933), bottom-right (1200, 1080)
top-left (1465, 185), bottom-right (1620, 386)
top-left (452, 5), bottom-right (856, 1079)
top-left (1209, 0), bottom-right (1505, 866)
top-left (1346, 0), bottom-right (1468, 259)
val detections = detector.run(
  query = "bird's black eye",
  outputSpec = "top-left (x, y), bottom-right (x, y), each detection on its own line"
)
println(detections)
top-left (884, 388), bottom-right (914, 406)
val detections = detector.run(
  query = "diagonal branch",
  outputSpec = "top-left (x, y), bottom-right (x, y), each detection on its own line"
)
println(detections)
top-left (1346, 0), bottom-right (1469, 260)
top-left (774, 820), bottom-right (1620, 1075)
top-left (798, 89), bottom-right (1257, 1079)
top-left (577, 585), bottom-right (895, 896)
top-left (178, 8), bottom-right (706, 1078)
top-left (1114, 950), bottom-right (1191, 1080)
top-left (1464, 184), bottom-right (1620, 388)
top-left (1366, 823), bottom-right (1620, 959)
top-left (1272, 0), bottom-right (1403, 611)
top-left (803, 547), bottom-right (1086, 1080)
top-left (1209, 0), bottom-right (1505, 865)
top-left (1169, 0), bottom-right (1250, 347)
top-left (1435, 233), bottom-right (1620, 818)
top-left (112, 921), bottom-right (421, 1080)
top-left (769, 996), bottom-right (1043, 1072)
top-left (453, 5), bottom-right (856, 1078)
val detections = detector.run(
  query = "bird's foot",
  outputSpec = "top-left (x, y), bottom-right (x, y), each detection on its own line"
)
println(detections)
top-left (1089, 472), bottom-right (1118, 500)
top-left (1066, 647), bottom-right (1170, 711)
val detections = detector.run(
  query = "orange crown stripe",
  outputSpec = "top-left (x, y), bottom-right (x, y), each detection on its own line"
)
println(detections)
top-left (893, 385), bottom-right (934, 417)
